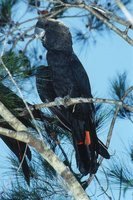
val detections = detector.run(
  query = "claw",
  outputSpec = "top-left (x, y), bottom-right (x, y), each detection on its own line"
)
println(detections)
top-left (54, 97), bottom-right (63, 108)
top-left (54, 96), bottom-right (71, 108)
top-left (64, 95), bottom-right (70, 102)
top-left (64, 95), bottom-right (71, 107)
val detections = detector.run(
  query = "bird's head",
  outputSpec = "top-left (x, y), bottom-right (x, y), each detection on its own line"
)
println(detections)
top-left (35, 18), bottom-right (73, 53)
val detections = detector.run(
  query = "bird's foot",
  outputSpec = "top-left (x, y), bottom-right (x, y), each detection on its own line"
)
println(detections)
top-left (63, 95), bottom-right (71, 107)
top-left (54, 97), bottom-right (63, 108)
top-left (54, 96), bottom-right (71, 108)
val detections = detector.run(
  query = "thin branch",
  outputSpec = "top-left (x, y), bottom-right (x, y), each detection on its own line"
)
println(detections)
top-left (33, 97), bottom-right (133, 112)
top-left (95, 175), bottom-right (112, 200)
top-left (116, 0), bottom-right (133, 25)
top-left (101, 166), bottom-right (110, 196)
top-left (89, 5), bottom-right (133, 29)
top-left (118, 169), bottom-right (123, 200)
top-left (11, 25), bottom-right (35, 49)
top-left (62, 3), bottom-right (133, 45)
top-left (23, 37), bottom-right (35, 53)
top-left (8, 94), bottom-right (132, 122)
top-left (121, 86), bottom-right (133, 99)
top-left (17, 7), bottom-right (65, 26)
top-left (0, 127), bottom-right (90, 200)
top-left (106, 106), bottom-right (120, 148)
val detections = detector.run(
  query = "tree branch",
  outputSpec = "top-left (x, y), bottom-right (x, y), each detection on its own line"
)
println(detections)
top-left (60, 3), bottom-right (133, 45)
top-left (116, 0), bottom-right (133, 25)
top-left (0, 127), bottom-right (90, 200)
top-left (34, 97), bottom-right (133, 112)
top-left (0, 101), bottom-right (27, 131)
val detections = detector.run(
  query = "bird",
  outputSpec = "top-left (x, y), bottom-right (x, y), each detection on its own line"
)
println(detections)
top-left (35, 18), bottom-right (110, 175)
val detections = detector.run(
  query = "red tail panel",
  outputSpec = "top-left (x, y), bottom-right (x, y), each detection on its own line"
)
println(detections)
top-left (85, 131), bottom-right (91, 145)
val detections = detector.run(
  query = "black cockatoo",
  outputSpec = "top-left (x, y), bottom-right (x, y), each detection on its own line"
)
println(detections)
top-left (35, 18), bottom-right (110, 175)
top-left (0, 82), bottom-right (32, 184)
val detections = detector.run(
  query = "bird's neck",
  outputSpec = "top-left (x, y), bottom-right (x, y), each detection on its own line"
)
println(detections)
top-left (47, 49), bottom-right (73, 56)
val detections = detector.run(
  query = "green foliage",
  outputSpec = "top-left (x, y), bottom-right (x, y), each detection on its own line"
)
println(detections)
top-left (107, 158), bottom-right (133, 195)
top-left (0, 82), bottom-right (34, 130)
top-left (130, 146), bottom-right (133, 162)
top-left (28, 0), bottom-right (40, 7)
top-left (0, 82), bottom-right (25, 115)
top-left (0, 0), bottom-right (17, 25)
top-left (110, 72), bottom-right (128, 100)
top-left (1, 151), bottom-right (69, 200)
top-left (0, 51), bottom-right (31, 78)
top-left (95, 104), bottom-right (111, 133)
top-left (110, 71), bottom-right (133, 119)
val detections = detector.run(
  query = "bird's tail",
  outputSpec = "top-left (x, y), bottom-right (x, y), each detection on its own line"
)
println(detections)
top-left (73, 130), bottom-right (98, 175)
top-left (72, 121), bottom-right (110, 175)
top-left (48, 107), bottom-right (110, 175)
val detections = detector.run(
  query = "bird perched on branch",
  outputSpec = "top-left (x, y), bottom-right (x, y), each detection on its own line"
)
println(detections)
top-left (35, 18), bottom-right (110, 175)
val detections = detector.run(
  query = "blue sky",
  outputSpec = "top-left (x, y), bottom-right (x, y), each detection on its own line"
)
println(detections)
top-left (0, 1), bottom-right (133, 199)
